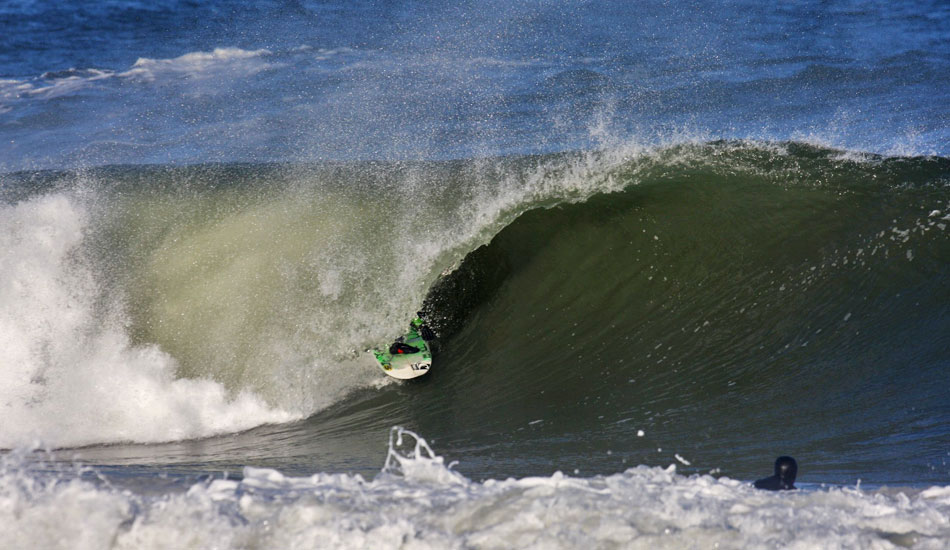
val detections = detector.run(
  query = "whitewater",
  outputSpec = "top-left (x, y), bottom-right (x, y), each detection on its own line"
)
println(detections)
top-left (4, 428), bottom-right (950, 550)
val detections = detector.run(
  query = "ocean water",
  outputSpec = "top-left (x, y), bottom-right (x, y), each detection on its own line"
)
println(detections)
top-left (1, 1), bottom-right (949, 548)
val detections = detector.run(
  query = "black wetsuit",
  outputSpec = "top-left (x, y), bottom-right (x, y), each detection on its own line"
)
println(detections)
top-left (754, 456), bottom-right (797, 491)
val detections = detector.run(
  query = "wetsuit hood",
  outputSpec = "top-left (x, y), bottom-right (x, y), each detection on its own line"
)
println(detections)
top-left (774, 455), bottom-right (797, 483)
top-left (753, 455), bottom-right (798, 491)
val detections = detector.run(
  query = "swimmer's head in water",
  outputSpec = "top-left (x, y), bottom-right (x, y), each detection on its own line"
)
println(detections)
top-left (753, 455), bottom-right (798, 491)
top-left (775, 455), bottom-right (797, 481)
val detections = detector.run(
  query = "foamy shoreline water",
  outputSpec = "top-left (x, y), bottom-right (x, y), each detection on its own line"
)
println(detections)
top-left (3, 429), bottom-right (948, 550)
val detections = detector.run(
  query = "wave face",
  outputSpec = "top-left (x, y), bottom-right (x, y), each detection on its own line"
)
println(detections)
top-left (1, 142), bottom-right (947, 487)
top-left (418, 143), bottom-right (950, 485)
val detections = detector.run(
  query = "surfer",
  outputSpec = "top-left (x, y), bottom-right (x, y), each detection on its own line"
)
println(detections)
top-left (387, 315), bottom-right (435, 355)
top-left (388, 339), bottom-right (420, 355)
top-left (754, 456), bottom-right (798, 491)
top-left (410, 313), bottom-right (436, 341)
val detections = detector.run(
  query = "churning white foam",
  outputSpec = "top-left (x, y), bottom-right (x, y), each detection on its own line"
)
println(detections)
top-left (2, 428), bottom-right (949, 550)
top-left (120, 47), bottom-right (277, 82)
top-left (0, 193), bottom-right (296, 448)
top-left (0, 46), bottom-right (281, 112)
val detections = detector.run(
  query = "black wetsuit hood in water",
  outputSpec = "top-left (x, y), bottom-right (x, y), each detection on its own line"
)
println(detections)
top-left (754, 456), bottom-right (798, 491)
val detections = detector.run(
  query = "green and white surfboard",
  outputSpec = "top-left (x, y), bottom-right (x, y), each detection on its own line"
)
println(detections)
top-left (370, 319), bottom-right (433, 380)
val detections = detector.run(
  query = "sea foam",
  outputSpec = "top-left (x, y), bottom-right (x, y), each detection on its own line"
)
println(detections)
top-left (0, 193), bottom-right (296, 448)
top-left (1, 428), bottom-right (948, 549)
top-left (121, 47), bottom-right (277, 82)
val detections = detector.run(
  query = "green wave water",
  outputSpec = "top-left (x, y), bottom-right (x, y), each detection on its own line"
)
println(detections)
top-left (419, 143), bottom-right (950, 483)
top-left (2, 141), bottom-right (948, 485)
